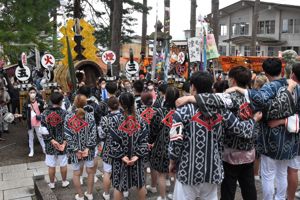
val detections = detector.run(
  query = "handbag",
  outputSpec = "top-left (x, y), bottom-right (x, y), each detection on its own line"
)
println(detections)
top-left (31, 103), bottom-right (41, 121)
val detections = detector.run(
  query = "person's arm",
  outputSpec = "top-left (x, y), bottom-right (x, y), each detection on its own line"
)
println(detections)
top-left (168, 107), bottom-right (185, 163)
top-left (109, 116), bottom-right (125, 159)
top-left (223, 110), bottom-right (262, 138)
top-left (40, 114), bottom-right (53, 141)
top-left (64, 116), bottom-right (80, 152)
top-left (86, 115), bottom-right (97, 149)
top-left (148, 110), bottom-right (160, 144)
top-left (133, 120), bottom-right (148, 158)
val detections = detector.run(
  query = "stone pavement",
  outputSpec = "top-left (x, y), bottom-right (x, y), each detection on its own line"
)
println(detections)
top-left (1, 158), bottom-right (300, 200)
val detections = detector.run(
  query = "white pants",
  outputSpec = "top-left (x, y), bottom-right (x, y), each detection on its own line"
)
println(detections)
top-left (0, 118), bottom-right (8, 131)
top-left (45, 154), bottom-right (68, 167)
top-left (261, 154), bottom-right (289, 200)
top-left (173, 180), bottom-right (217, 200)
top-left (28, 126), bottom-right (45, 151)
top-left (288, 155), bottom-right (300, 170)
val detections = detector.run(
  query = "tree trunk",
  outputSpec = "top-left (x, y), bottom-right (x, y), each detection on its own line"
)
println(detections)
top-left (190, 0), bottom-right (197, 37)
top-left (111, 0), bottom-right (123, 76)
top-left (211, 0), bottom-right (219, 48)
top-left (250, 0), bottom-right (260, 56)
top-left (141, 0), bottom-right (147, 54)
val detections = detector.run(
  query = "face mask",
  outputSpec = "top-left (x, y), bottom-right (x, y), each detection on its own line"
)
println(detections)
top-left (59, 89), bottom-right (62, 93)
top-left (101, 84), bottom-right (106, 89)
top-left (144, 85), bottom-right (147, 88)
top-left (148, 86), bottom-right (153, 90)
top-left (14, 86), bottom-right (18, 89)
top-left (125, 85), bottom-right (131, 89)
top-left (121, 84), bottom-right (124, 88)
top-left (30, 94), bottom-right (36, 99)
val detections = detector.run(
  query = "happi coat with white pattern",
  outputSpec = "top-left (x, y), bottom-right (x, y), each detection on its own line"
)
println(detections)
top-left (64, 112), bottom-right (97, 164)
top-left (109, 112), bottom-right (148, 191)
top-left (149, 106), bottom-right (175, 173)
top-left (41, 107), bottom-right (68, 155)
top-left (169, 102), bottom-right (257, 185)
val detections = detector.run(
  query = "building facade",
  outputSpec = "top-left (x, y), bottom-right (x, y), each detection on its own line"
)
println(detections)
top-left (210, 0), bottom-right (300, 57)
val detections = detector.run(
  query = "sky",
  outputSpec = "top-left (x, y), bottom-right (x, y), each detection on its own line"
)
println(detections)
top-left (129, 0), bottom-right (300, 40)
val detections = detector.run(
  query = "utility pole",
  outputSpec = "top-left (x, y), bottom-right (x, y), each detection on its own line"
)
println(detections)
top-left (190, 0), bottom-right (197, 37)
top-left (111, 0), bottom-right (123, 77)
top-left (211, 0), bottom-right (219, 48)
top-left (250, 0), bottom-right (260, 56)
top-left (141, 0), bottom-right (147, 54)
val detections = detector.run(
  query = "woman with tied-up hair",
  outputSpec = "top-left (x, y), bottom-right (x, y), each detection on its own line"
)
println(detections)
top-left (64, 94), bottom-right (97, 200)
top-left (109, 92), bottom-right (148, 200)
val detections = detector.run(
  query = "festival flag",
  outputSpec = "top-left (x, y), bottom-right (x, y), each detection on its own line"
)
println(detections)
top-left (66, 36), bottom-right (77, 92)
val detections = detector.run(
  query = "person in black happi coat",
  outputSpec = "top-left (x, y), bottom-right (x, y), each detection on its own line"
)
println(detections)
top-left (109, 92), bottom-right (148, 200)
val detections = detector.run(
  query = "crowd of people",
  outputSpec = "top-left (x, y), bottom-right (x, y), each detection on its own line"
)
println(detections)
top-left (2, 57), bottom-right (300, 200)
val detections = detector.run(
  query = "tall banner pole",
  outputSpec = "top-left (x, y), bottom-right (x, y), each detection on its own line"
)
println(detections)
top-left (151, 1), bottom-right (158, 80)
top-left (203, 30), bottom-right (207, 71)
top-left (164, 42), bottom-right (169, 84)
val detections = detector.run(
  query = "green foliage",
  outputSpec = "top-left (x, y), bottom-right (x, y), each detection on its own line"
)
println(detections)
top-left (64, 0), bottom-right (151, 48)
top-left (0, 0), bottom-right (60, 64)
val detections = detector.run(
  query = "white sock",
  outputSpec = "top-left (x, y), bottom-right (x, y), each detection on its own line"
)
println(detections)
top-left (62, 181), bottom-right (68, 184)
top-left (49, 182), bottom-right (55, 186)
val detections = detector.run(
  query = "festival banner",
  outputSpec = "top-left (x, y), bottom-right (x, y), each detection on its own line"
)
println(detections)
top-left (206, 34), bottom-right (219, 60)
top-left (188, 37), bottom-right (202, 63)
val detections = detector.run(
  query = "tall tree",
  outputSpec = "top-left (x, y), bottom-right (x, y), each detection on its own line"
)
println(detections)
top-left (141, 0), bottom-right (147, 54)
top-left (0, 0), bottom-right (59, 64)
top-left (111, 0), bottom-right (123, 76)
top-left (211, 0), bottom-right (219, 48)
top-left (190, 0), bottom-right (197, 37)
top-left (250, 0), bottom-right (260, 56)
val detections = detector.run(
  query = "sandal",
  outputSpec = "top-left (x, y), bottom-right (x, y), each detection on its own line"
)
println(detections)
top-left (0, 138), bottom-right (5, 141)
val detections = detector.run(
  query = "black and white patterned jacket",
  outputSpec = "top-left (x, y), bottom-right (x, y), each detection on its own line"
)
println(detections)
top-left (41, 107), bottom-right (68, 155)
top-left (169, 102), bottom-right (257, 185)
top-left (21, 98), bottom-right (45, 131)
top-left (64, 112), bottom-right (97, 164)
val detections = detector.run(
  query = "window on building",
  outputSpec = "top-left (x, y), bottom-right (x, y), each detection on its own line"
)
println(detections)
top-left (268, 47), bottom-right (274, 56)
top-left (244, 46), bottom-right (250, 56)
top-left (294, 47), bottom-right (299, 54)
top-left (257, 21), bottom-right (265, 34)
top-left (265, 21), bottom-right (275, 34)
top-left (230, 46), bottom-right (236, 56)
top-left (256, 46), bottom-right (261, 56)
top-left (232, 24), bottom-right (237, 36)
top-left (220, 24), bottom-right (227, 36)
top-left (295, 19), bottom-right (300, 33)
top-left (281, 46), bottom-right (292, 51)
top-left (219, 46), bottom-right (227, 56)
top-left (282, 19), bottom-right (294, 33)
top-left (231, 23), bottom-right (249, 36)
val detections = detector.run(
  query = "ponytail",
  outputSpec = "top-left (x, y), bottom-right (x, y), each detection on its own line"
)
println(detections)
top-left (120, 92), bottom-right (137, 129)
top-left (74, 94), bottom-right (87, 118)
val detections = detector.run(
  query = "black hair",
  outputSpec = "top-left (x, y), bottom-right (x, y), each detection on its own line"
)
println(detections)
top-left (107, 97), bottom-right (119, 110)
top-left (37, 72), bottom-right (43, 78)
top-left (228, 65), bottom-right (252, 88)
top-left (147, 80), bottom-right (154, 85)
top-left (106, 82), bottom-right (118, 95)
top-left (182, 82), bottom-right (190, 93)
top-left (119, 92), bottom-right (137, 128)
top-left (133, 80), bottom-right (144, 93)
top-left (164, 86), bottom-right (180, 108)
top-left (13, 82), bottom-right (18, 85)
top-left (292, 63), bottom-right (300, 81)
top-left (78, 85), bottom-right (91, 98)
top-left (28, 87), bottom-right (36, 92)
top-left (51, 87), bottom-right (59, 93)
top-left (262, 58), bottom-right (282, 76)
top-left (50, 92), bottom-right (64, 105)
top-left (98, 77), bottom-right (106, 84)
top-left (158, 84), bottom-right (168, 94)
top-left (190, 71), bottom-right (214, 94)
